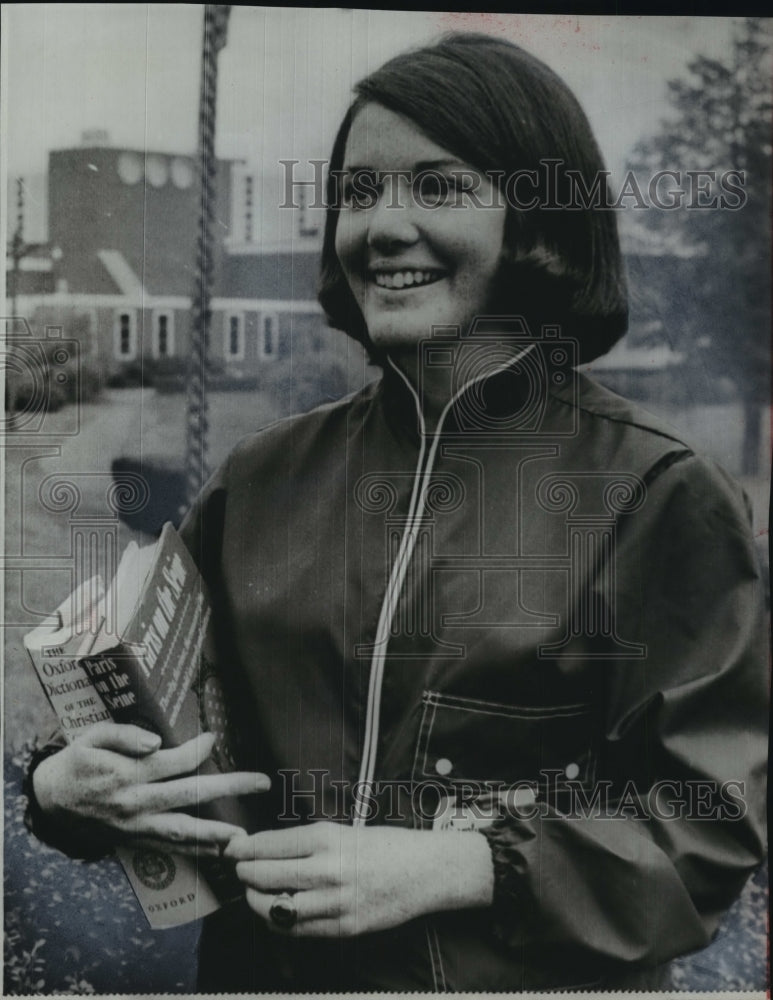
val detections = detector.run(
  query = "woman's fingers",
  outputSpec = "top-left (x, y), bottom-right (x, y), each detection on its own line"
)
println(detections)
top-left (33, 727), bottom-right (271, 854)
top-left (135, 736), bottom-right (272, 796)
top-left (130, 771), bottom-right (270, 813)
top-left (139, 733), bottom-right (217, 781)
top-left (73, 721), bottom-right (163, 756)
top-left (244, 887), bottom-right (347, 936)
top-left (234, 858), bottom-right (323, 893)
top-left (31, 729), bottom-right (269, 858)
top-left (72, 726), bottom-right (217, 775)
top-left (69, 730), bottom-right (268, 801)
top-left (116, 812), bottom-right (246, 850)
top-left (225, 825), bottom-right (320, 861)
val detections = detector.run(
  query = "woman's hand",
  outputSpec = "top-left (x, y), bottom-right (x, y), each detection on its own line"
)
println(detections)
top-left (225, 821), bottom-right (494, 936)
top-left (32, 722), bottom-right (270, 856)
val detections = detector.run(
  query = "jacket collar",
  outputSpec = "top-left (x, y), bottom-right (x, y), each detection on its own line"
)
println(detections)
top-left (377, 342), bottom-right (539, 442)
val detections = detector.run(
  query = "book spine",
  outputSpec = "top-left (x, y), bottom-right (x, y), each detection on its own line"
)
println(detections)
top-left (78, 645), bottom-right (175, 740)
top-left (113, 524), bottom-right (255, 835)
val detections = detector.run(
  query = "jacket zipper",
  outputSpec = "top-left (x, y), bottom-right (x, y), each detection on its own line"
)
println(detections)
top-left (353, 358), bottom-right (439, 823)
top-left (353, 347), bottom-right (534, 824)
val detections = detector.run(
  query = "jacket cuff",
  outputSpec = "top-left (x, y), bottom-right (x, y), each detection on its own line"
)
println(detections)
top-left (480, 818), bottom-right (531, 945)
top-left (24, 740), bottom-right (115, 861)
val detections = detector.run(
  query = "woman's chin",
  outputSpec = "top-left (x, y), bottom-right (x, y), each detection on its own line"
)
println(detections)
top-left (367, 331), bottom-right (420, 353)
top-left (366, 321), bottom-right (442, 353)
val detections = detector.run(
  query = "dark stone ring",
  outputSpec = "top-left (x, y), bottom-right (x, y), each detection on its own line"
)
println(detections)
top-left (269, 891), bottom-right (298, 929)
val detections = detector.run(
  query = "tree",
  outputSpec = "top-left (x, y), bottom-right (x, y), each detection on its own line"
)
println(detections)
top-left (627, 18), bottom-right (771, 474)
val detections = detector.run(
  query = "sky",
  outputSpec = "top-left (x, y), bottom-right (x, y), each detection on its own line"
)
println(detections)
top-left (2, 5), bottom-right (740, 241)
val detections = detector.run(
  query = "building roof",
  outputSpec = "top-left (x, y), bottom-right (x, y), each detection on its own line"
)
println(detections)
top-left (218, 248), bottom-right (319, 301)
top-left (24, 244), bottom-right (322, 306)
top-left (97, 250), bottom-right (144, 297)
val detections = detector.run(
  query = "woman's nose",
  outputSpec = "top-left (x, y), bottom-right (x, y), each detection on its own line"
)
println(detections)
top-left (366, 180), bottom-right (419, 250)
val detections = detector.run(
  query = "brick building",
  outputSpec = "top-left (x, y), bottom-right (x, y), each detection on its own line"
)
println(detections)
top-left (9, 137), bottom-right (326, 384)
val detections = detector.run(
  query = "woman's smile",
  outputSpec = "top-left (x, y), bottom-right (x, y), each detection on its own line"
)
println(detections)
top-left (369, 268), bottom-right (447, 290)
top-left (334, 103), bottom-right (506, 357)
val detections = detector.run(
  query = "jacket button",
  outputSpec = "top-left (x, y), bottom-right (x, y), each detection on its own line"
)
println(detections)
top-left (435, 757), bottom-right (453, 776)
top-left (565, 762), bottom-right (580, 780)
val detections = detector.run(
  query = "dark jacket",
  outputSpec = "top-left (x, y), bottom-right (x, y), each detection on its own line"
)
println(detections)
top-left (178, 358), bottom-right (767, 992)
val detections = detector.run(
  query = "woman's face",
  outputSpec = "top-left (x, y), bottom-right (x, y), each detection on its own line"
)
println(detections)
top-left (334, 103), bottom-right (507, 356)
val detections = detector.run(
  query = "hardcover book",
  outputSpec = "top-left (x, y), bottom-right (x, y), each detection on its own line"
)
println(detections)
top-left (24, 523), bottom-right (248, 928)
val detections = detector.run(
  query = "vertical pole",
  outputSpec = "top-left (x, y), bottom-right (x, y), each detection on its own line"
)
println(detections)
top-left (7, 179), bottom-right (24, 425)
top-left (10, 178), bottom-right (24, 327)
top-left (184, 5), bottom-right (231, 511)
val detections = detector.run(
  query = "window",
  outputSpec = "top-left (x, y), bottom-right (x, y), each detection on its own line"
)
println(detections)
top-left (114, 310), bottom-right (137, 360)
top-left (244, 176), bottom-right (254, 243)
top-left (259, 312), bottom-right (279, 360)
top-left (157, 315), bottom-right (169, 355)
top-left (152, 310), bottom-right (175, 358)
top-left (224, 312), bottom-right (245, 361)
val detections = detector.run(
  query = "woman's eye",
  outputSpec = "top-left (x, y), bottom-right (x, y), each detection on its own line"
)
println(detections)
top-left (341, 171), bottom-right (379, 210)
top-left (413, 172), bottom-right (454, 205)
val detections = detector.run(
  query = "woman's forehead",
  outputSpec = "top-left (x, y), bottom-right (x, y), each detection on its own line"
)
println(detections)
top-left (342, 103), bottom-right (470, 172)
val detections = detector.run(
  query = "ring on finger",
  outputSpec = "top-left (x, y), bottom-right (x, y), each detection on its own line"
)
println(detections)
top-left (269, 891), bottom-right (298, 929)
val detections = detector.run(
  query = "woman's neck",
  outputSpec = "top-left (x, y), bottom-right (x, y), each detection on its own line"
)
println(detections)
top-left (386, 338), bottom-right (536, 435)
top-left (386, 350), bottom-right (450, 433)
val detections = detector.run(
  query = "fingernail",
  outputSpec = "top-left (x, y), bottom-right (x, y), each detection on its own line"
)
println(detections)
top-left (139, 732), bottom-right (162, 751)
top-left (223, 837), bottom-right (245, 859)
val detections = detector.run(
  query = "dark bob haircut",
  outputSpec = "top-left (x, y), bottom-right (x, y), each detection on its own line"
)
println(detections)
top-left (318, 32), bottom-right (628, 365)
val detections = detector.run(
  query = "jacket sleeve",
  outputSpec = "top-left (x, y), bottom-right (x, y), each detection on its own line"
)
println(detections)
top-left (480, 453), bottom-right (767, 968)
top-left (177, 451), bottom-right (269, 779)
top-left (23, 731), bottom-right (119, 860)
top-left (177, 453), bottom-right (231, 585)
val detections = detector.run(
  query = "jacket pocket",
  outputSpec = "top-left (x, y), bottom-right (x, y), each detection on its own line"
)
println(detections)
top-left (412, 689), bottom-right (597, 795)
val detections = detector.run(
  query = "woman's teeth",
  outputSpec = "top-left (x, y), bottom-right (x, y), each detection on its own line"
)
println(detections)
top-left (372, 270), bottom-right (442, 289)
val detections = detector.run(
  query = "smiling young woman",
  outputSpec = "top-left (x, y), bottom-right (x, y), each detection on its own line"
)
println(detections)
top-left (27, 31), bottom-right (767, 995)
top-left (319, 32), bottom-right (629, 371)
